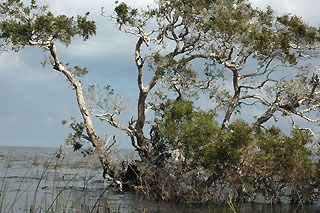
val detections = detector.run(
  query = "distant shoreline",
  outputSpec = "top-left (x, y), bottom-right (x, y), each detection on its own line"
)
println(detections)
top-left (0, 145), bottom-right (136, 151)
top-left (0, 145), bottom-right (62, 149)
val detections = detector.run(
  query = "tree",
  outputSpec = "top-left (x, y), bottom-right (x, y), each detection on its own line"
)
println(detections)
top-left (99, 0), bottom-right (320, 144)
top-left (100, 0), bottom-right (320, 202)
top-left (86, 0), bottom-right (320, 163)
top-left (1, 0), bottom-right (320, 204)
top-left (0, 0), bottom-right (122, 186)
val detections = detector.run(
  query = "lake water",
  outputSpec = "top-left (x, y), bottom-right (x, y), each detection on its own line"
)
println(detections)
top-left (0, 146), bottom-right (319, 212)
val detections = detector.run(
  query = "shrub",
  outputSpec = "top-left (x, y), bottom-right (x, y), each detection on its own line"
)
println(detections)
top-left (146, 99), bottom-right (319, 204)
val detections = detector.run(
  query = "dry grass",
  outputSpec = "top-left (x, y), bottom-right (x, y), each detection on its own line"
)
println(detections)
top-left (0, 147), bottom-right (119, 213)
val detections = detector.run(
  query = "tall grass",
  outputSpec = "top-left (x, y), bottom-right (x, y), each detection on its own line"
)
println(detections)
top-left (0, 147), bottom-right (117, 213)
top-left (0, 166), bottom-right (9, 212)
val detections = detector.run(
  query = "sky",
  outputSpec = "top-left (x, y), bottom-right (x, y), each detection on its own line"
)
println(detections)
top-left (0, 0), bottom-right (320, 148)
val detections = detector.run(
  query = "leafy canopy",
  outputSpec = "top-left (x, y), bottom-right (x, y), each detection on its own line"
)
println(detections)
top-left (0, 0), bottom-right (96, 50)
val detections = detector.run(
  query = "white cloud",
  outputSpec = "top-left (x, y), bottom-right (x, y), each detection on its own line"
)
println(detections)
top-left (65, 32), bottom-right (135, 59)
top-left (0, 53), bottom-right (22, 75)
top-left (37, 0), bottom-right (155, 19)
top-left (249, 0), bottom-right (320, 27)
top-left (0, 50), bottom-right (59, 85)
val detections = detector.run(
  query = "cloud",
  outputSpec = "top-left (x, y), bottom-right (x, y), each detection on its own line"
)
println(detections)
top-left (0, 53), bottom-right (21, 76)
top-left (37, 0), bottom-right (155, 19)
top-left (249, 0), bottom-right (320, 27)
top-left (0, 48), bottom-right (60, 83)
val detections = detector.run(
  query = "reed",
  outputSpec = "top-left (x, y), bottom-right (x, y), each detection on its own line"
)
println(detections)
top-left (0, 166), bottom-right (9, 213)
top-left (0, 147), bottom-right (118, 213)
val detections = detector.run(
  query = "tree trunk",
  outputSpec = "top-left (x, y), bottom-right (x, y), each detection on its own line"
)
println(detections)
top-left (221, 96), bottom-right (239, 130)
top-left (49, 43), bottom-right (115, 181)
top-left (221, 69), bottom-right (240, 130)
top-left (136, 91), bottom-right (147, 147)
top-left (135, 90), bottom-right (150, 161)
top-left (251, 106), bottom-right (277, 131)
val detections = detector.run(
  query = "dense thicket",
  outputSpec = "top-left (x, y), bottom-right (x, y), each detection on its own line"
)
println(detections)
top-left (145, 99), bottom-right (319, 203)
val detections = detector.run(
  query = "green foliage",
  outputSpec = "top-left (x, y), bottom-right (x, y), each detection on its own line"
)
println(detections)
top-left (73, 66), bottom-right (88, 77)
top-left (76, 12), bottom-right (96, 40)
top-left (275, 15), bottom-right (320, 64)
top-left (150, 100), bottom-right (318, 203)
top-left (150, 99), bottom-right (252, 175)
top-left (63, 118), bottom-right (87, 152)
top-left (245, 127), bottom-right (316, 202)
top-left (277, 15), bottom-right (319, 44)
top-left (256, 126), bottom-right (312, 176)
top-left (148, 0), bottom-right (319, 65)
top-left (151, 98), bottom-right (315, 183)
top-left (114, 2), bottom-right (138, 26)
top-left (201, 120), bottom-right (254, 174)
top-left (0, 0), bottom-right (96, 49)
top-left (150, 99), bottom-right (199, 155)
top-left (0, 21), bottom-right (32, 47)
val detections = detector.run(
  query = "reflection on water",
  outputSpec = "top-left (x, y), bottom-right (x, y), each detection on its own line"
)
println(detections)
top-left (0, 146), bottom-right (319, 212)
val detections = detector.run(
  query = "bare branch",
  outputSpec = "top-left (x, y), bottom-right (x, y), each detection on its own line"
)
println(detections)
top-left (93, 112), bottom-right (134, 137)
top-left (240, 56), bottom-right (276, 79)
top-left (239, 95), bottom-right (270, 106)
top-left (301, 104), bottom-right (320, 114)
top-left (104, 134), bottom-right (116, 148)
top-left (286, 113), bottom-right (318, 139)
top-left (105, 135), bottom-right (117, 152)
top-left (294, 112), bottom-right (320, 123)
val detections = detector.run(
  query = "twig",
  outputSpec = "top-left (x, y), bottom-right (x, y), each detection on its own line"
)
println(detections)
top-left (89, 183), bottom-right (113, 213)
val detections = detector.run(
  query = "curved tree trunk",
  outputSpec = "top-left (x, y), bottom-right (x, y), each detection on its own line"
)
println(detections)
top-left (49, 43), bottom-right (115, 182)
top-left (133, 36), bottom-right (158, 162)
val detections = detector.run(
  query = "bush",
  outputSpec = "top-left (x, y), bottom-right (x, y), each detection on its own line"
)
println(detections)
top-left (146, 99), bottom-right (319, 204)
top-left (252, 127), bottom-right (317, 203)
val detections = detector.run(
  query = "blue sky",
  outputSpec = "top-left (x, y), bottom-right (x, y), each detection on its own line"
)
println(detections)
top-left (0, 0), bottom-right (320, 148)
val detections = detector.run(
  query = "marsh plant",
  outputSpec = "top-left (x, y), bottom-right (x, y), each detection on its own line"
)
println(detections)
top-left (0, 147), bottom-right (119, 213)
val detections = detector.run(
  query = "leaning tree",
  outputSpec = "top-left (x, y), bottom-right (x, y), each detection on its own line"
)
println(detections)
top-left (0, 0), bottom-right (124, 186)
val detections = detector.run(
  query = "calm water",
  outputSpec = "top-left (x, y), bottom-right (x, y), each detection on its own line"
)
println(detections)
top-left (0, 146), bottom-right (319, 213)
